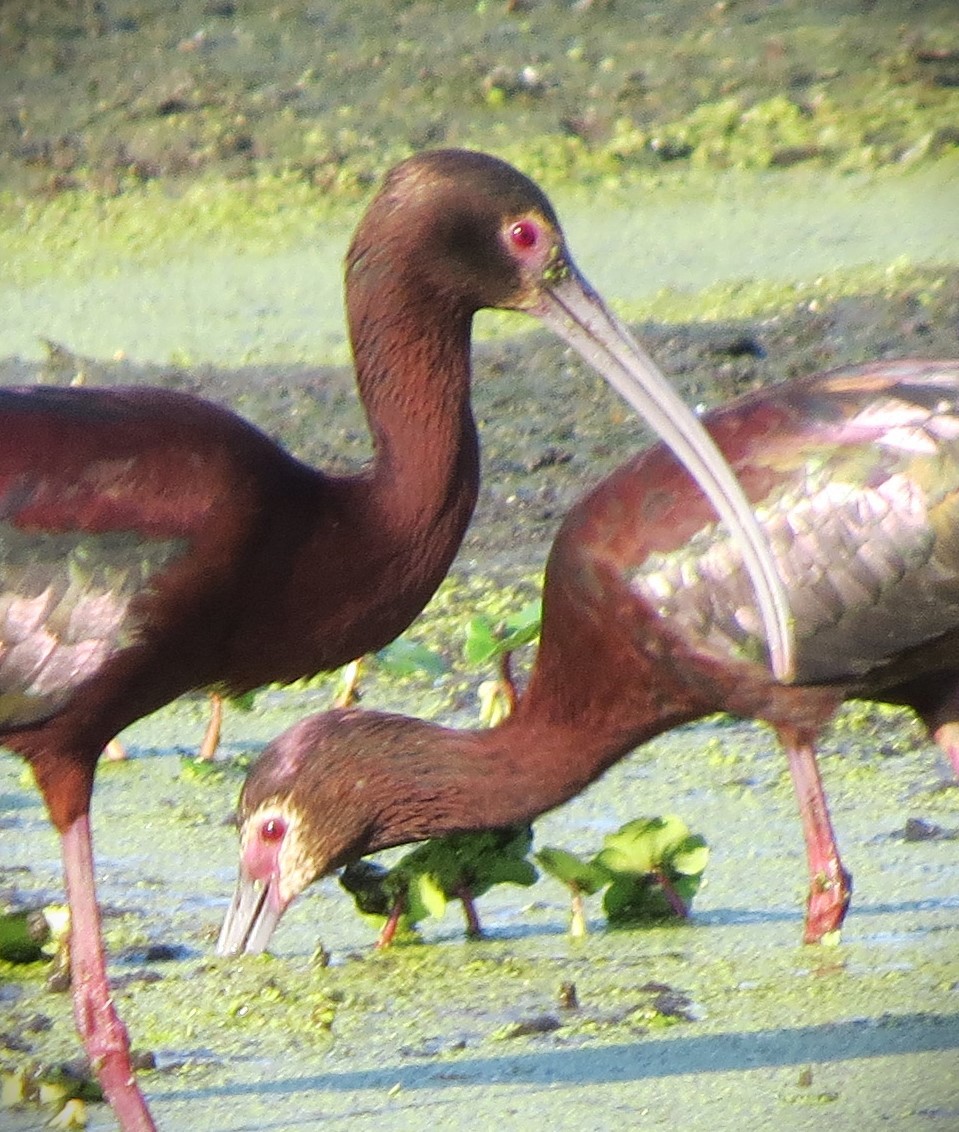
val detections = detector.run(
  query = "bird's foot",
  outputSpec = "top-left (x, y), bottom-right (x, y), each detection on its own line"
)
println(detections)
top-left (803, 865), bottom-right (852, 944)
top-left (75, 990), bottom-right (155, 1131)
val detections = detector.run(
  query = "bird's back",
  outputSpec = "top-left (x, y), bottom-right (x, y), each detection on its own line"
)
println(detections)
top-left (557, 360), bottom-right (959, 688)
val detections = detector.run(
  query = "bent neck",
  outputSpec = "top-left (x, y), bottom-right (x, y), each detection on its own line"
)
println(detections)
top-left (352, 598), bottom-right (718, 855)
top-left (215, 275), bottom-right (482, 692)
top-left (353, 690), bottom-right (698, 861)
top-left (348, 267), bottom-right (479, 532)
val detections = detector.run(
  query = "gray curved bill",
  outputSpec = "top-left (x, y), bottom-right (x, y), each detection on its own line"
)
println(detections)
top-left (534, 267), bottom-right (795, 683)
top-left (216, 874), bottom-right (282, 957)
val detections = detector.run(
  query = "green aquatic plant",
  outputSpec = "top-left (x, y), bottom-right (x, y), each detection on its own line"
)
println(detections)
top-left (533, 848), bottom-right (609, 938)
top-left (538, 816), bottom-right (709, 933)
top-left (465, 599), bottom-right (541, 724)
top-left (464, 599), bottom-right (541, 668)
top-left (0, 908), bottom-right (51, 965)
top-left (597, 816), bottom-right (709, 925)
top-left (176, 756), bottom-right (225, 783)
top-left (269, 633), bottom-right (448, 696)
top-left (0, 904), bottom-right (69, 966)
top-left (375, 638), bottom-right (448, 679)
top-left (340, 826), bottom-right (538, 947)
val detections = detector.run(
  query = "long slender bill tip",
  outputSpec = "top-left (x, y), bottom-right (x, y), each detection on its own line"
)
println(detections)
top-left (215, 878), bottom-right (281, 957)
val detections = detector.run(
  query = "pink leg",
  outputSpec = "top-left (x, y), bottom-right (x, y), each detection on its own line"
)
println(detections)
top-left (781, 733), bottom-right (852, 944)
top-left (455, 886), bottom-right (483, 939)
top-left (376, 894), bottom-right (406, 949)
top-left (197, 692), bottom-right (224, 762)
top-left (61, 815), bottom-right (157, 1132)
top-left (932, 721), bottom-right (959, 779)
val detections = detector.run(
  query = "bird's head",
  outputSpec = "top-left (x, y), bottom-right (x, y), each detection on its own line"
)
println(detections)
top-left (214, 797), bottom-right (315, 957)
top-left (346, 149), bottom-right (794, 681)
top-left (346, 147), bottom-right (573, 317)
top-left (215, 707), bottom-right (464, 957)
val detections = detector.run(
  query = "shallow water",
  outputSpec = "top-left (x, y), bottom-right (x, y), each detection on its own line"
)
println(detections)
top-left (2, 700), bottom-right (958, 1132)
top-left (2, 158), bottom-right (957, 368)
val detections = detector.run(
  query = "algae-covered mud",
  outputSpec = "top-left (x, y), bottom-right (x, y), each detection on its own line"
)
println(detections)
top-left (1, 696), bottom-right (958, 1132)
top-left (1, 1), bottom-right (958, 1130)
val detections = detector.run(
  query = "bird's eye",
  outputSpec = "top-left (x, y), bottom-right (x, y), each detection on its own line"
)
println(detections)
top-left (261, 817), bottom-right (287, 843)
top-left (509, 219), bottom-right (540, 250)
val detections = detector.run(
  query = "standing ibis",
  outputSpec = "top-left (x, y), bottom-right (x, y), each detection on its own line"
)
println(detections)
top-left (0, 148), bottom-right (789, 1131)
top-left (217, 358), bottom-right (959, 958)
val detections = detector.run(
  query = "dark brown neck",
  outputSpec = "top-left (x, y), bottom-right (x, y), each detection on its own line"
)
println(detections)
top-left (349, 279), bottom-right (478, 537)
top-left (350, 682), bottom-right (700, 863)
top-left (218, 280), bottom-right (480, 690)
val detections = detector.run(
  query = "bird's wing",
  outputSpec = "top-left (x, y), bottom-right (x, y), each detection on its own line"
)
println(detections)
top-left (624, 363), bottom-right (959, 684)
top-left (0, 519), bottom-right (187, 728)
top-left (0, 386), bottom-right (243, 728)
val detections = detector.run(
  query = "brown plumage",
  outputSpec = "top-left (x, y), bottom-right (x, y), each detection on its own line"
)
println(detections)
top-left (1, 149), bottom-right (786, 1131)
top-left (218, 358), bottom-right (959, 958)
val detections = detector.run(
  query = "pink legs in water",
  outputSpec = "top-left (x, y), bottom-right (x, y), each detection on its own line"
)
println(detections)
top-left (779, 726), bottom-right (852, 944)
top-left (61, 815), bottom-right (157, 1132)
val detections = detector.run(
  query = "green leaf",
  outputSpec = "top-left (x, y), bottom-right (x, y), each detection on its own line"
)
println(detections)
top-left (464, 617), bottom-right (500, 667)
top-left (412, 873), bottom-right (448, 921)
top-left (501, 600), bottom-right (542, 647)
top-left (602, 876), bottom-right (653, 923)
top-left (463, 601), bottom-right (542, 668)
top-left (536, 847), bottom-right (610, 894)
top-left (339, 860), bottom-right (393, 917)
top-left (595, 816), bottom-right (697, 877)
top-left (671, 836), bottom-right (710, 876)
top-left (0, 908), bottom-right (47, 964)
top-left (177, 757), bottom-right (224, 783)
top-left (376, 638), bottom-right (448, 677)
top-left (479, 856), bottom-right (538, 891)
top-left (603, 874), bottom-right (682, 924)
top-left (348, 827), bottom-right (536, 931)
top-left (592, 816), bottom-right (709, 924)
top-left (595, 819), bottom-right (663, 876)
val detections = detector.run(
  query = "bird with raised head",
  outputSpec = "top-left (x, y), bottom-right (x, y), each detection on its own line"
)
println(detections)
top-left (1, 148), bottom-right (789, 1131)
top-left (217, 358), bottom-right (959, 958)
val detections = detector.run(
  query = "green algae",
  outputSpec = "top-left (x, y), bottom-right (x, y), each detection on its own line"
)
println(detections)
top-left (2, 153), bottom-right (956, 370)
top-left (2, 711), bottom-right (956, 1130)
top-left (0, 173), bottom-right (357, 289)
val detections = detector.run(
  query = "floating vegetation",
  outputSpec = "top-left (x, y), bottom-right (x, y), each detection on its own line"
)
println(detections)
top-left (538, 816), bottom-right (709, 935)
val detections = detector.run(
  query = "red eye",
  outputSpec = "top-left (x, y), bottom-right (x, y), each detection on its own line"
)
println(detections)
top-left (261, 817), bottom-right (286, 843)
top-left (509, 219), bottom-right (539, 249)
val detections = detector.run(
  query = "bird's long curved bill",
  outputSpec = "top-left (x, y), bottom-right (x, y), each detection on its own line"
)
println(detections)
top-left (534, 267), bottom-right (794, 683)
top-left (216, 874), bottom-right (282, 956)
